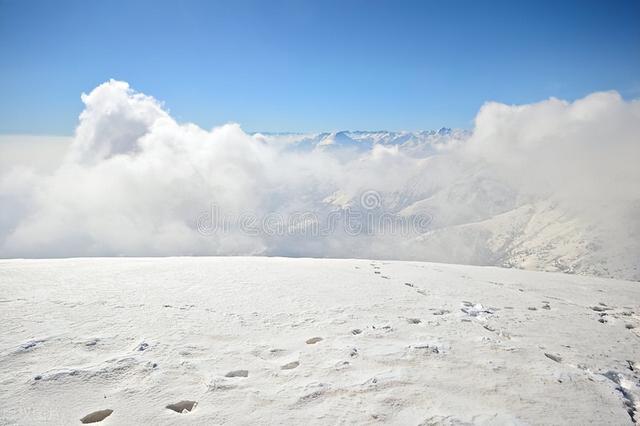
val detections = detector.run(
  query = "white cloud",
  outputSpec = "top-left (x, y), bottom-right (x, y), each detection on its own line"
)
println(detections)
top-left (0, 80), bottom-right (638, 279)
top-left (0, 134), bottom-right (71, 172)
top-left (466, 92), bottom-right (640, 206)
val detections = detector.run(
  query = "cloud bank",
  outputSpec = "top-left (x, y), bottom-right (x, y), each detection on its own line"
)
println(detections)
top-left (1, 80), bottom-right (638, 278)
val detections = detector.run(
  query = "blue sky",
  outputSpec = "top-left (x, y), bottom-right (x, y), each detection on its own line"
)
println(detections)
top-left (0, 0), bottom-right (639, 134)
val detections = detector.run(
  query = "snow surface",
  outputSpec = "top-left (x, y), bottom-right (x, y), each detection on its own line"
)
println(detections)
top-left (1, 256), bottom-right (639, 425)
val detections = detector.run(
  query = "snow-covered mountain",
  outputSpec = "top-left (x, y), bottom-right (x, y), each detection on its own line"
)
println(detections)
top-left (255, 128), bottom-right (470, 156)
top-left (253, 130), bottom-right (640, 281)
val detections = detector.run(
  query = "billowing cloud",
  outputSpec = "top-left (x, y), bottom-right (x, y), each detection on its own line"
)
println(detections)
top-left (466, 92), bottom-right (640, 207)
top-left (0, 80), bottom-right (638, 279)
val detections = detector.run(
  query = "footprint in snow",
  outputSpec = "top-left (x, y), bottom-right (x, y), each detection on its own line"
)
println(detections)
top-left (281, 361), bottom-right (300, 370)
top-left (306, 337), bottom-right (323, 344)
top-left (413, 344), bottom-right (440, 354)
top-left (18, 339), bottom-right (44, 352)
top-left (406, 318), bottom-right (421, 324)
top-left (544, 353), bottom-right (562, 363)
top-left (84, 339), bottom-right (99, 347)
top-left (225, 369), bottom-right (249, 377)
top-left (166, 400), bottom-right (197, 413)
top-left (80, 409), bottom-right (113, 423)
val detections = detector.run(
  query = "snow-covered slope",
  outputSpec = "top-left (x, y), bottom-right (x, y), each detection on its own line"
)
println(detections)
top-left (406, 199), bottom-right (640, 281)
top-left (1, 257), bottom-right (638, 425)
